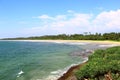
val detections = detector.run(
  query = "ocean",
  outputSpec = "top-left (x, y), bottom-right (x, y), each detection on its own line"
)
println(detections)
top-left (0, 41), bottom-right (88, 80)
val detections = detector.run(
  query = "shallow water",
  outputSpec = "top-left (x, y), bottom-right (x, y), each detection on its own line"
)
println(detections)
top-left (0, 41), bottom-right (87, 80)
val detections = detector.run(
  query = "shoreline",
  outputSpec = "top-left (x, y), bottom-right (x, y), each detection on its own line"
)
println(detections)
top-left (1, 40), bottom-right (120, 80)
top-left (58, 62), bottom-right (87, 80)
top-left (56, 40), bottom-right (120, 80)
top-left (1, 40), bottom-right (120, 45)
top-left (58, 58), bottom-right (88, 80)
top-left (45, 58), bottom-right (88, 80)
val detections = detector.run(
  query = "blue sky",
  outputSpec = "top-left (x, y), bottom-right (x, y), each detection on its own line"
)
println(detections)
top-left (0, 0), bottom-right (120, 38)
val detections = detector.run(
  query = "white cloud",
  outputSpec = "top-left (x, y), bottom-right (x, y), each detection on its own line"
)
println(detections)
top-left (37, 14), bottom-right (54, 20)
top-left (34, 14), bottom-right (66, 21)
top-left (23, 9), bottom-right (120, 36)
top-left (55, 15), bottom-right (67, 20)
top-left (92, 9), bottom-right (120, 32)
top-left (67, 10), bottom-right (75, 13)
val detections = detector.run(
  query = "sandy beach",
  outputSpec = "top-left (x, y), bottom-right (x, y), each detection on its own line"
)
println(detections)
top-left (3, 40), bottom-right (120, 45)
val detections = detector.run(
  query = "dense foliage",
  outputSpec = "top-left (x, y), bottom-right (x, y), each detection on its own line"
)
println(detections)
top-left (75, 46), bottom-right (120, 80)
top-left (2, 32), bottom-right (120, 41)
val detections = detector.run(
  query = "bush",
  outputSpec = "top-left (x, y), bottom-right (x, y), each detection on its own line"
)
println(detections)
top-left (75, 46), bottom-right (120, 80)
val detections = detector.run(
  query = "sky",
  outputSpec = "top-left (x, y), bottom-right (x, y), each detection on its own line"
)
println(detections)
top-left (0, 0), bottom-right (120, 38)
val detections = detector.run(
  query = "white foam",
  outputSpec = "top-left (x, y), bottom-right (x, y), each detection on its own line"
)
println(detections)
top-left (51, 70), bottom-right (62, 74)
top-left (99, 44), bottom-right (117, 47)
top-left (34, 58), bottom-right (88, 80)
top-left (44, 57), bottom-right (88, 80)
top-left (17, 70), bottom-right (24, 77)
top-left (66, 42), bottom-right (89, 45)
top-left (54, 42), bottom-right (89, 46)
top-left (45, 75), bottom-right (59, 80)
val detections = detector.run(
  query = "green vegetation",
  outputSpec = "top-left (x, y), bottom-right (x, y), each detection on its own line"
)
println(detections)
top-left (75, 46), bottom-right (120, 80)
top-left (2, 32), bottom-right (120, 41)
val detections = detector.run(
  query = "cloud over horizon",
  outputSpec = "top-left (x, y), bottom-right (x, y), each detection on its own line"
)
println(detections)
top-left (22, 9), bottom-right (120, 36)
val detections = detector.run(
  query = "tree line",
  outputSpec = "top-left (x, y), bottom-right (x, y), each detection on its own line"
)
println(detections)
top-left (2, 32), bottom-right (120, 41)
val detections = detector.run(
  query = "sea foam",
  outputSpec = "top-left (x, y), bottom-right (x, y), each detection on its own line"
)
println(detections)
top-left (98, 44), bottom-right (117, 47)
top-left (44, 57), bottom-right (88, 80)
top-left (17, 70), bottom-right (24, 77)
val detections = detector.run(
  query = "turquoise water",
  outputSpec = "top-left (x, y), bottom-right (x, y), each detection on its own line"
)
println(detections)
top-left (0, 41), bottom-right (85, 80)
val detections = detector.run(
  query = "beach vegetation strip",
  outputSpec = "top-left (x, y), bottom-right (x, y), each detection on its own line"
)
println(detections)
top-left (75, 46), bottom-right (120, 80)
top-left (2, 32), bottom-right (120, 41)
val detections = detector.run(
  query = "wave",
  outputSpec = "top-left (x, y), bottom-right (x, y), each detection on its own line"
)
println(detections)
top-left (17, 70), bottom-right (24, 77)
top-left (54, 42), bottom-right (89, 45)
top-left (98, 44), bottom-right (118, 47)
top-left (44, 57), bottom-right (88, 80)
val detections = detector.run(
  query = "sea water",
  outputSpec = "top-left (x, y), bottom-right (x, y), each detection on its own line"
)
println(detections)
top-left (0, 41), bottom-right (87, 80)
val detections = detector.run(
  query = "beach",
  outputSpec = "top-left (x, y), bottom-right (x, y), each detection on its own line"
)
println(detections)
top-left (1, 40), bottom-right (120, 80)
top-left (4, 40), bottom-right (120, 45)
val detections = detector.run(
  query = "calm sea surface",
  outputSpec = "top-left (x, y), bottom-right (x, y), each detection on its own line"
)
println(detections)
top-left (0, 41), bottom-right (86, 80)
